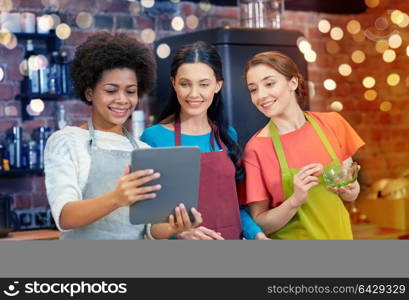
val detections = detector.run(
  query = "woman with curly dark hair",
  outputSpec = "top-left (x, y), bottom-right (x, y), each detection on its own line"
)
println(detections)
top-left (44, 32), bottom-right (201, 240)
top-left (141, 41), bottom-right (268, 240)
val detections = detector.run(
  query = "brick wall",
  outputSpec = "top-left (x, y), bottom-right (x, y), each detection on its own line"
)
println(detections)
top-left (1, 0), bottom-right (408, 211)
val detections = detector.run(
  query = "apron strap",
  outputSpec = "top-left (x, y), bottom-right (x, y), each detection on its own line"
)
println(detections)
top-left (87, 119), bottom-right (139, 150)
top-left (268, 121), bottom-right (293, 199)
top-left (304, 112), bottom-right (338, 162)
top-left (174, 115), bottom-right (222, 152)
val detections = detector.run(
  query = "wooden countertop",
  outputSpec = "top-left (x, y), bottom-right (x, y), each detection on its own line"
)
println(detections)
top-left (0, 229), bottom-right (60, 241)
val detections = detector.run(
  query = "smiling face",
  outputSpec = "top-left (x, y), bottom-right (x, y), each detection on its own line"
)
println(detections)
top-left (172, 62), bottom-right (222, 119)
top-left (85, 68), bottom-right (138, 133)
top-left (246, 64), bottom-right (298, 118)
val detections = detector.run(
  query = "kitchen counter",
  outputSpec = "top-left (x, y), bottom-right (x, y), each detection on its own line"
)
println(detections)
top-left (352, 224), bottom-right (409, 240)
top-left (0, 229), bottom-right (60, 241)
top-left (1, 225), bottom-right (408, 240)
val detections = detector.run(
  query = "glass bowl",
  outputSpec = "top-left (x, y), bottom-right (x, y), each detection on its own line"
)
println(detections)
top-left (323, 162), bottom-right (359, 188)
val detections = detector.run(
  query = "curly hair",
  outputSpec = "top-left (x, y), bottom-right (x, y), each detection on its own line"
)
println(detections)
top-left (70, 32), bottom-right (156, 104)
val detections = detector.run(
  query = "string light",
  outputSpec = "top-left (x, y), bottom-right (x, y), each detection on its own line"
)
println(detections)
top-left (346, 20), bottom-right (361, 34)
top-left (364, 89), bottom-right (377, 101)
top-left (362, 76), bottom-right (376, 88)
top-left (383, 49), bottom-right (396, 62)
top-left (324, 79), bottom-right (337, 91)
top-left (318, 19), bottom-right (331, 33)
top-left (156, 43), bottom-right (171, 59)
top-left (386, 73), bottom-right (400, 86)
top-left (330, 27), bottom-right (344, 40)
top-left (364, 0), bottom-right (380, 8)
top-left (56, 23), bottom-right (71, 40)
top-left (171, 16), bottom-right (184, 31)
top-left (351, 50), bottom-right (365, 63)
top-left (380, 101), bottom-right (392, 112)
top-left (375, 40), bottom-right (388, 53)
top-left (338, 64), bottom-right (352, 76)
top-left (330, 101), bottom-right (343, 112)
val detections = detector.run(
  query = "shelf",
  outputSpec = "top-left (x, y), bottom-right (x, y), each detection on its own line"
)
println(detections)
top-left (0, 169), bottom-right (44, 177)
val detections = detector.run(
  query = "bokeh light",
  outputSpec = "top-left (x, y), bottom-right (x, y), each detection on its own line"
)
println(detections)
top-left (346, 20), bottom-right (361, 34)
top-left (326, 40), bottom-right (340, 54)
top-left (0, 0), bottom-right (13, 12)
top-left (364, 0), bottom-right (380, 8)
top-left (199, 0), bottom-right (212, 12)
top-left (330, 101), bottom-right (343, 112)
top-left (397, 13), bottom-right (409, 28)
top-left (391, 10), bottom-right (404, 25)
top-left (318, 19), bottom-right (331, 33)
top-left (29, 98), bottom-right (45, 114)
top-left (56, 23), bottom-right (71, 40)
top-left (362, 76), bottom-right (375, 88)
top-left (330, 27), bottom-right (344, 40)
top-left (0, 67), bottom-right (4, 82)
top-left (323, 79), bottom-right (337, 91)
top-left (37, 15), bottom-right (54, 32)
top-left (375, 40), bottom-right (388, 53)
top-left (50, 13), bottom-right (61, 29)
top-left (171, 16), bottom-right (184, 31)
top-left (351, 50), bottom-right (366, 63)
top-left (364, 89), bottom-right (377, 101)
top-left (19, 60), bottom-right (29, 76)
top-left (386, 73), bottom-right (400, 86)
top-left (141, 0), bottom-right (154, 8)
top-left (186, 15), bottom-right (199, 29)
top-left (380, 101), bottom-right (392, 112)
top-left (388, 34), bottom-right (402, 49)
top-left (383, 49), bottom-right (396, 62)
top-left (141, 28), bottom-right (156, 44)
top-left (76, 12), bottom-right (93, 29)
top-left (338, 64), bottom-right (352, 76)
top-left (304, 50), bottom-right (317, 63)
top-left (351, 30), bottom-right (366, 42)
top-left (156, 43), bottom-right (171, 59)
top-left (297, 37), bottom-right (312, 54)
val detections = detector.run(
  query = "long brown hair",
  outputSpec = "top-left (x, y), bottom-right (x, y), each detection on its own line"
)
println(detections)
top-left (244, 51), bottom-right (307, 106)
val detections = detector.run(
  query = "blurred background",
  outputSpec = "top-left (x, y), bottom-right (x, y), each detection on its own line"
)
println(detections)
top-left (0, 0), bottom-right (408, 239)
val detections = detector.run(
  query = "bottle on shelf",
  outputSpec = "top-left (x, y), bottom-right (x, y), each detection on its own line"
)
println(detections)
top-left (39, 58), bottom-right (49, 94)
top-left (33, 126), bottom-right (50, 170)
top-left (48, 51), bottom-right (61, 95)
top-left (6, 126), bottom-right (23, 169)
top-left (56, 103), bottom-right (68, 130)
top-left (59, 51), bottom-right (69, 95)
top-left (24, 39), bottom-right (40, 94)
top-left (132, 110), bottom-right (145, 140)
top-left (28, 140), bottom-right (38, 170)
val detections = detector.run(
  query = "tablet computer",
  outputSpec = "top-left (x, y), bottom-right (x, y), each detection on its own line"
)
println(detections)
top-left (129, 146), bottom-right (201, 225)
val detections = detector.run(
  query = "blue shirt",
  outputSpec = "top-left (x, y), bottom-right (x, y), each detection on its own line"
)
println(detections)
top-left (141, 124), bottom-right (263, 239)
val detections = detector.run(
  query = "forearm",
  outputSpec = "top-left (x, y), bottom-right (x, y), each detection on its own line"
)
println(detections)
top-left (150, 223), bottom-right (177, 239)
top-left (253, 198), bottom-right (300, 235)
top-left (59, 191), bottom-right (120, 229)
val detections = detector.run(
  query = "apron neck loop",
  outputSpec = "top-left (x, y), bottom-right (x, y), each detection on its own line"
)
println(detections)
top-left (87, 119), bottom-right (139, 149)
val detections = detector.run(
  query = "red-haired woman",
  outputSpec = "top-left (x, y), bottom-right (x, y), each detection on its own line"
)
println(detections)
top-left (240, 51), bottom-right (365, 239)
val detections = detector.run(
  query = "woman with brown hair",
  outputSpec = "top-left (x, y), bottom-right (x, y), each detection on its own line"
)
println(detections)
top-left (240, 51), bottom-right (365, 239)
